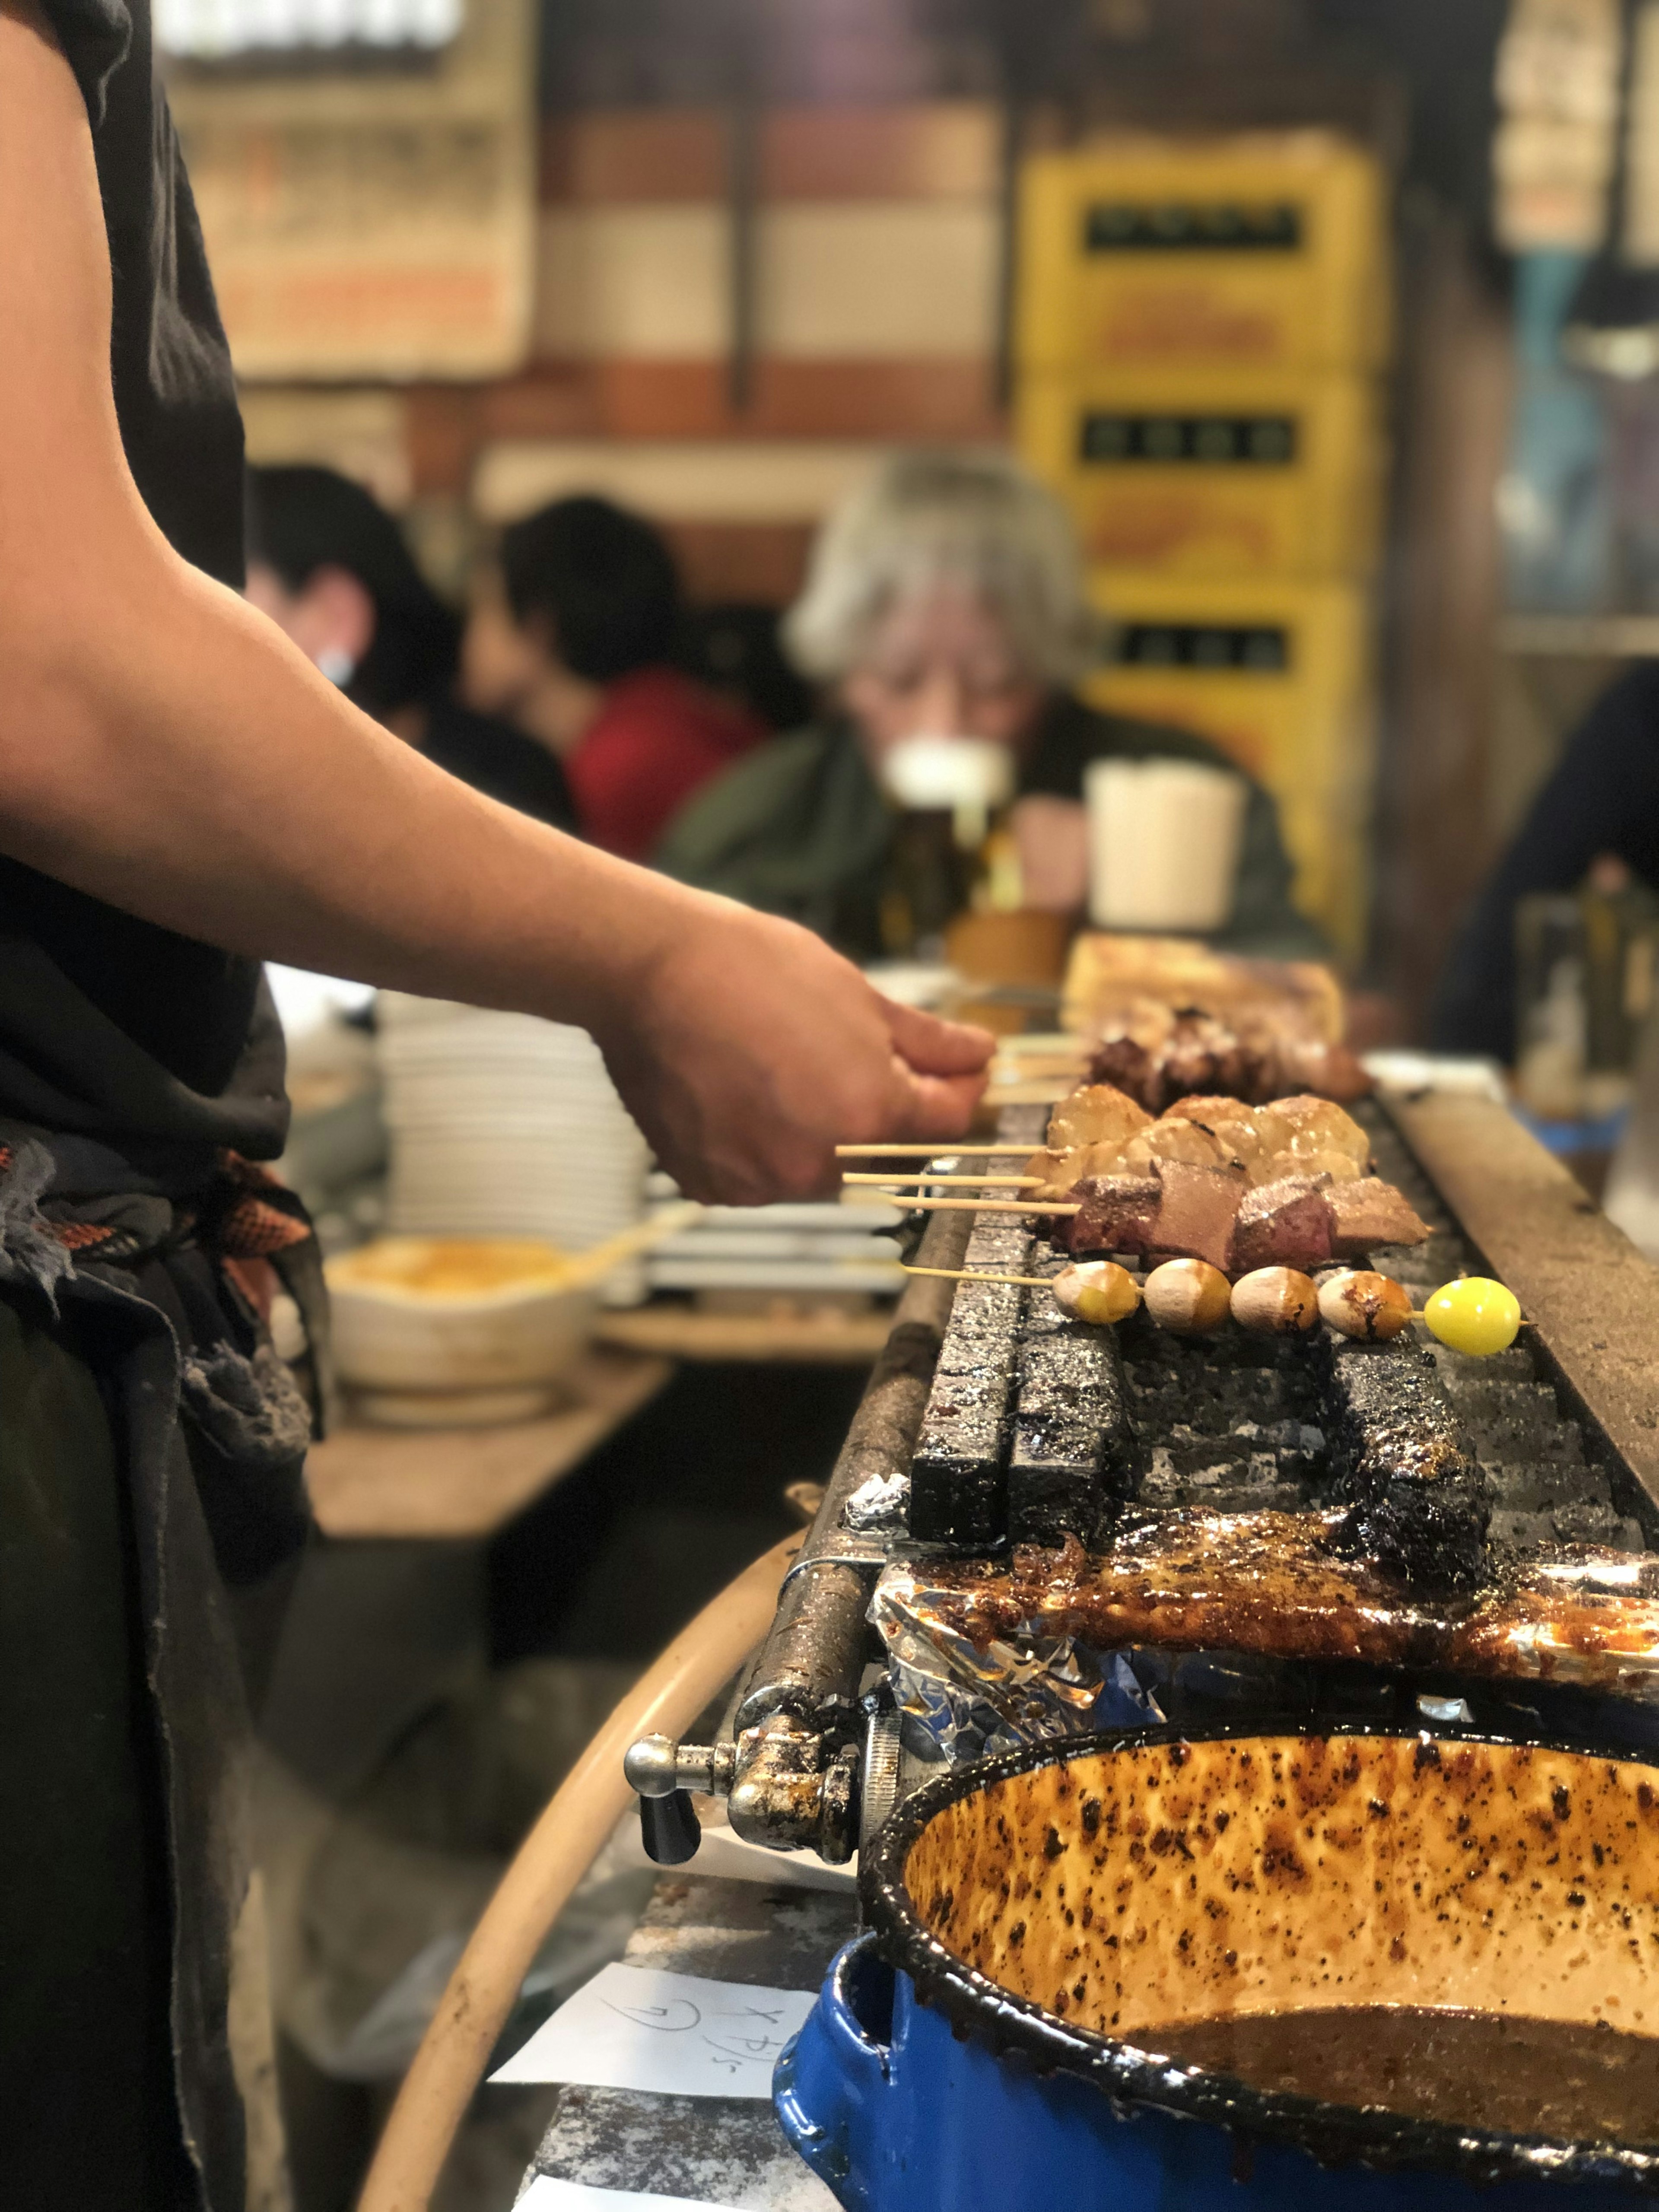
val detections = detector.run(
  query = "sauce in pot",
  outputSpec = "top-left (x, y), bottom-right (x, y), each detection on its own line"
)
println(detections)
top-left (1141, 2007), bottom-right (1659, 2145)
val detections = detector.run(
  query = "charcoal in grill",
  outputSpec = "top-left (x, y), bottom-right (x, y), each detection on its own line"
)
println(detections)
top-left (1006, 1265), bottom-right (1139, 1546)
top-left (1318, 1330), bottom-right (1489, 1590)
top-left (909, 1204), bottom-right (1032, 1547)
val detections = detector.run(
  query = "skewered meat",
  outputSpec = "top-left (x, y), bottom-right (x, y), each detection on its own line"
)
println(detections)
top-left (1147, 1158), bottom-right (1248, 1272)
top-left (1161, 1094), bottom-right (1271, 1178)
top-left (1068, 1174), bottom-right (1162, 1258)
top-left (1086, 1007), bottom-right (1370, 1114)
top-left (1328, 1178), bottom-right (1435, 1258)
top-left (1046, 1082), bottom-right (1152, 1154)
top-left (1042, 1086), bottom-right (1370, 1193)
top-left (1067, 1161), bottom-right (1429, 1275)
top-left (1121, 1115), bottom-right (1237, 1176)
top-left (1228, 1173), bottom-right (1337, 1273)
top-left (1261, 1092), bottom-right (1371, 1164)
top-left (1253, 1092), bottom-right (1371, 1184)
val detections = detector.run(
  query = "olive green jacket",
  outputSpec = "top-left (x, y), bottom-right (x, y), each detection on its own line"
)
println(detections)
top-left (655, 694), bottom-right (1325, 963)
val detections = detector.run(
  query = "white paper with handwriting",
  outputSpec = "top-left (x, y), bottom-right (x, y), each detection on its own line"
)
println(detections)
top-left (491, 1963), bottom-right (815, 2097)
top-left (517, 2180), bottom-right (741, 2211)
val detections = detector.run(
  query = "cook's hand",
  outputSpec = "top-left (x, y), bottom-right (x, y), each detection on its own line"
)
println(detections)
top-left (594, 901), bottom-right (995, 1203)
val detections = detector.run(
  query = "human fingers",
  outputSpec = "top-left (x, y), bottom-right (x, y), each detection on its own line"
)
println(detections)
top-left (887, 1065), bottom-right (988, 1143)
top-left (880, 993), bottom-right (997, 1077)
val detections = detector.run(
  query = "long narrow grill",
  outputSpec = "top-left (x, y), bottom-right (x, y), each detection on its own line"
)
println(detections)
top-left (901, 1102), bottom-right (1650, 1571)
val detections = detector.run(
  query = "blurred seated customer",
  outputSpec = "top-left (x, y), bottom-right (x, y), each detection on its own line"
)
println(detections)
top-left (676, 600), bottom-right (816, 733)
top-left (1433, 662), bottom-right (1659, 1061)
top-left (655, 450), bottom-right (1322, 961)
top-left (246, 465), bottom-right (576, 831)
top-left (462, 495), bottom-right (767, 862)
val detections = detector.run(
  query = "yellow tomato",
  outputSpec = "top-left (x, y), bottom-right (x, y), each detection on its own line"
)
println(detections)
top-left (1423, 1277), bottom-right (1521, 1358)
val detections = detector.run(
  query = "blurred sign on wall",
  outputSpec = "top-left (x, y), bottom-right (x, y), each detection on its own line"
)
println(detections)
top-left (166, 0), bottom-right (536, 380)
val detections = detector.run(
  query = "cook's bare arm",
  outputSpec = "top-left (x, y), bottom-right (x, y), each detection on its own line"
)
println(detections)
top-left (0, 0), bottom-right (991, 1195)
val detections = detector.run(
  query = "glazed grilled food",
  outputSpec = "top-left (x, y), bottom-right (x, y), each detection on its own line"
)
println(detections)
top-left (1085, 1000), bottom-right (1371, 1116)
top-left (1059, 936), bottom-right (1369, 1113)
top-left (1026, 1084), bottom-right (1431, 1277)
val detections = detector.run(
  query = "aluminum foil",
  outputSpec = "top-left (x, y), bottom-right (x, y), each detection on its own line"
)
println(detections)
top-left (871, 1519), bottom-right (1659, 1767)
top-left (872, 1561), bottom-right (1163, 1763)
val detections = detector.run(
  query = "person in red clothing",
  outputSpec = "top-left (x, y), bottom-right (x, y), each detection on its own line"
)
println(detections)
top-left (463, 494), bottom-right (766, 861)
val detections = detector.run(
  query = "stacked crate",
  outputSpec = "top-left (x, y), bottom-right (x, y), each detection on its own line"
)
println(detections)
top-left (1015, 134), bottom-right (1392, 960)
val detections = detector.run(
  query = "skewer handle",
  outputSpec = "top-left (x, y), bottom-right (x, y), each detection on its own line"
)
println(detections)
top-left (834, 1141), bottom-right (1043, 1157)
top-left (841, 1171), bottom-right (1041, 1189)
top-left (844, 1194), bottom-right (1080, 1215)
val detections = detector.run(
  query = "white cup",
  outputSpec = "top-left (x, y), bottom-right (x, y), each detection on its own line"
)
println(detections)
top-left (1084, 758), bottom-right (1249, 934)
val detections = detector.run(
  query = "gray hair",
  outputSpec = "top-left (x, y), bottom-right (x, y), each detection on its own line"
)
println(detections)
top-left (782, 449), bottom-right (1098, 687)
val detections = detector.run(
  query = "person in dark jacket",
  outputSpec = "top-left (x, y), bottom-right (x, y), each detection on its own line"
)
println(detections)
top-left (657, 450), bottom-right (1323, 963)
top-left (1433, 660), bottom-right (1659, 1060)
top-left (246, 464), bottom-right (578, 831)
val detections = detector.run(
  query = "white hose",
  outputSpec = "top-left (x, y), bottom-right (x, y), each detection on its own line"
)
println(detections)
top-left (357, 1535), bottom-right (798, 2212)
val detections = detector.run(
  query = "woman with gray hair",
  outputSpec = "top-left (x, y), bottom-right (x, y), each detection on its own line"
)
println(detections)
top-left (658, 449), bottom-right (1319, 959)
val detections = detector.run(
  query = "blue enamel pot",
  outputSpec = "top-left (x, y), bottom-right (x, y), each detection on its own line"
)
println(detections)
top-left (775, 1724), bottom-right (1659, 2212)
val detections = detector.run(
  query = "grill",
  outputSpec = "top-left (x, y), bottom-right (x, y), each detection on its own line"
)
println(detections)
top-left (626, 1092), bottom-right (1659, 1869)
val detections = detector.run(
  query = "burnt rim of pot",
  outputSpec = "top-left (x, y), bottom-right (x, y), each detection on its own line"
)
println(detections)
top-left (860, 1718), bottom-right (1659, 2193)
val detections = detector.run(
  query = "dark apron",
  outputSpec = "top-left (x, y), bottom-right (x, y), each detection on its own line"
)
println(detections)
top-left (0, 1126), bottom-right (322, 2212)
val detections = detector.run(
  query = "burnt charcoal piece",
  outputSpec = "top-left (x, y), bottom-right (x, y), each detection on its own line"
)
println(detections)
top-left (1146, 1157), bottom-right (1248, 1272)
top-left (1007, 1322), bottom-right (1140, 1546)
top-left (908, 1208), bottom-right (1031, 1547)
top-left (1068, 1174), bottom-right (1161, 1259)
top-left (1318, 1331), bottom-right (1488, 1590)
top-left (1228, 1173), bottom-right (1335, 1274)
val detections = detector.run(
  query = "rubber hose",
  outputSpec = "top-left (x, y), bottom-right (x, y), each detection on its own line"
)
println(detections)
top-left (357, 1534), bottom-right (798, 2212)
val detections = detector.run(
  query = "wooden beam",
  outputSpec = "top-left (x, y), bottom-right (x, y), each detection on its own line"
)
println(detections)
top-left (1386, 1091), bottom-right (1659, 1518)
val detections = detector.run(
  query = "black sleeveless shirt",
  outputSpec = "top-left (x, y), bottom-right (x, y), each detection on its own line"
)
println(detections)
top-left (0, 0), bottom-right (287, 1157)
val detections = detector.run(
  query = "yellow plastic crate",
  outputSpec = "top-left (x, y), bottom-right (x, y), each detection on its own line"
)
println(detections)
top-left (1080, 569), bottom-right (1376, 960)
top-left (1018, 366), bottom-right (1386, 578)
top-left (1019, 132), bottom-right (1391, 375)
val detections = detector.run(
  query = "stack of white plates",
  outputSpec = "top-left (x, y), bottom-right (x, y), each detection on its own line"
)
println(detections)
top-left (378, 994), bottom-right (649, 1303)
top-left (644, 1175), bottom-right (905, 1297)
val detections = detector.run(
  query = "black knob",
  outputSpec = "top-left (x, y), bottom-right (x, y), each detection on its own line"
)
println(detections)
top-left (639, 1787), bottom-right (701, 1865)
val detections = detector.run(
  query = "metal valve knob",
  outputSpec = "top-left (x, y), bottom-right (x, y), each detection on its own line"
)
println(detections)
top-left (624, 1736), bottom-right (738, 1866)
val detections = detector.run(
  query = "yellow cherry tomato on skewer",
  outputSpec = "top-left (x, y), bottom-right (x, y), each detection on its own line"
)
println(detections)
top-left (1422, 1276), bottom-right (1522, 1357)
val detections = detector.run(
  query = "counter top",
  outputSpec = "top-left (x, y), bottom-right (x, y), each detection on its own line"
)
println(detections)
top-left (304, 1345), bottom-right (672, 1539)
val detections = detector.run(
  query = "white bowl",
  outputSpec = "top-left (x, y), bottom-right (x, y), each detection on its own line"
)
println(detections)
top-left (326, 1236), bottom-right (599, 1393)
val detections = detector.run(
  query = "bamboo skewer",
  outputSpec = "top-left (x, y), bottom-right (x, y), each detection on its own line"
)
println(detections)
top-left (835, 1142), bottom-right (1040, 1158)
top-left (841, 1171), bottom-right (1042, 1189)
top-left (843, 1194), bottom-right (1080, 1215)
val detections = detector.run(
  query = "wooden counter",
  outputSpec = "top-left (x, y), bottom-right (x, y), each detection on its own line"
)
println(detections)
top-left (305, 1344), bottom-right (672, 1540)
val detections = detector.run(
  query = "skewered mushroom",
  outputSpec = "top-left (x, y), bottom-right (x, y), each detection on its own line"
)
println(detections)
top-left (1052, 1260), bottom-right (1141, 1326)
top-left (1230, 1266), bottom-right (1319, 1334)
top-left (1143, 1257), bottom-right (1231, 1335)
top-left (1317, 1268), bottom-right (1413, 1341)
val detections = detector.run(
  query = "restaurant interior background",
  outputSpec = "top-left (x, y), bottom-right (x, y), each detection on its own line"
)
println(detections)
top-left (149, 2), bottom-right (1659, 2207)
